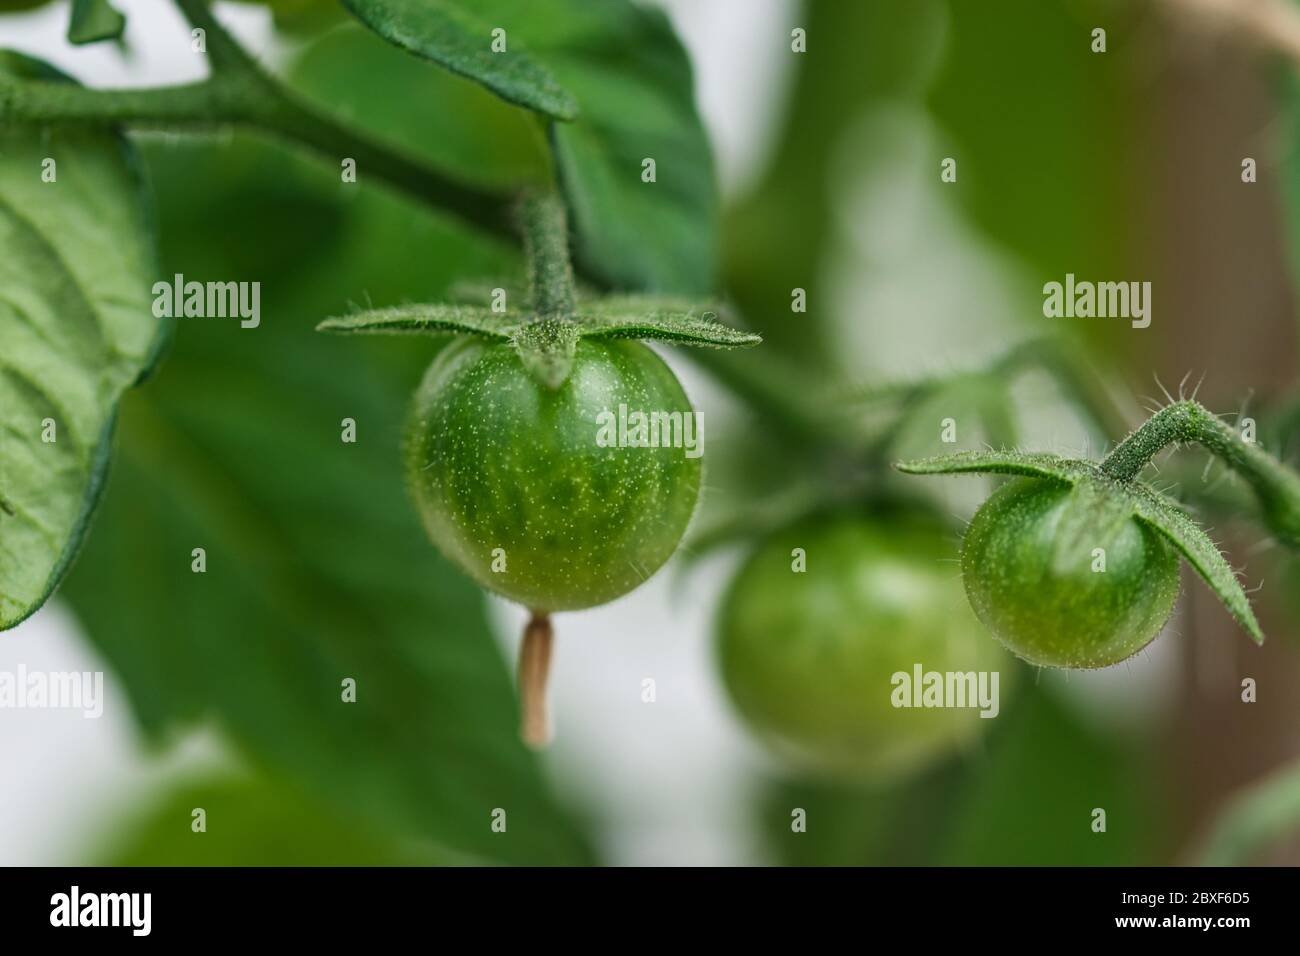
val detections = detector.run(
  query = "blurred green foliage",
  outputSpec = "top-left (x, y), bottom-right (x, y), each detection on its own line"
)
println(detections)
top-left (928, 0), bottom-right (1149, 364)
top-left (1198, 758), bottom-right (1300, 865)
top-left (229, 0), bottom-right (349, 34)
top-left (762, 682), bottom-right (1167, 866)
top-left (724, 0), bottom-right (949, 366)
top-left (929, 1), bottom-right (1140, 277)
top-left (103, 774), bottom-right (450, 866)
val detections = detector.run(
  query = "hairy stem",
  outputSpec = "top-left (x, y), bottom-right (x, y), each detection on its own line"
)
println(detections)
top-left (1101, 400), bottom-right (1300, 544)
top-left (0, 76), bottom-right (256, 126)
top-left (520, 193), bottom-right (575, 318)
top-left (0, 0), bottom-right (514, 238)
top-left (517, 612), bottom-right (554, 748)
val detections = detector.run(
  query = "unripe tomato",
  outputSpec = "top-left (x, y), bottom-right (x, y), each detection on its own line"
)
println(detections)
top-left (960, 477), bottom-right (1181, 668)
top-left (717, 510), bottom-right (1010, 780)
top-left (405, 337), bottom-right (701, 611)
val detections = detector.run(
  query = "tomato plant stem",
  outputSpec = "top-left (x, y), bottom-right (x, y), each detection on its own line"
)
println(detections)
top-left (1104, 400), bottom-right (1270, 482)
top-left (172, 0), bottom-right (269, 76)
top-left (518, 612), bottom-right (554, 748)
top-left (0, 0), bottom-right (514, 239)
top-left (1101, 400), bottom-right (1208, 482)
top-left (520, 193), bottom-right (576, 318)
top-left (1101, 399), bottom-right (1300, 544)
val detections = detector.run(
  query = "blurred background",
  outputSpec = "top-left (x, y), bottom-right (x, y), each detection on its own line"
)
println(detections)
top-left (3, 0), bottom-right (1300, 865)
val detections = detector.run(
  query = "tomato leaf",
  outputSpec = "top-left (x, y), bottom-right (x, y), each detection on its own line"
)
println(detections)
top-left (1130, 483), bottom-right (1265, 645)
top-left (340, 0), bottom-right (577, 120)
top-left (938, 685), bottom-right (1165, 865)
top-left (576, 297), bottom-right (760, 349)
top-left (317, 304), bottom-right (520, 338)
top-left (67, 0), bottom-right (125, 45)
top-left (0, 51), bottom-right (169, 630)
top-left (895, 450), bottom-right (1090, 484)
top-left (340, 1), bottom-right (716, 293)
top-left (544, 1), bottom-right (716, 294)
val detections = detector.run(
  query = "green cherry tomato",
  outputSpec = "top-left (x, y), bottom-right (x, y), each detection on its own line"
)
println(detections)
top-left (960, 477), bottom-right (1181, 668)
top-left (405, 336), bottom-right (701, 612)
top-left (717, 510), bottom-right (1010, 780)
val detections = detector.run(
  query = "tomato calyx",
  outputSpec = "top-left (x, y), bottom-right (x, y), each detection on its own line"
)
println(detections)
top-left (511, 317), bottom-right (580, 389)
top-left (317, 191), bottom-right (760, 389)
top-left (316, 191), bottom-right (758, 747)
top-left (897, 435), bottom-right (1267, 648)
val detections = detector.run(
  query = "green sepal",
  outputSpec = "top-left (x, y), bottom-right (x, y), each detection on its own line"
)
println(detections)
top-left (316, 304), bottom-right (521, 339)
top-left (895, 450), bottom-right (1091, 485)
top-left (1046, 478), bottom-right (1141, 579)
top-left (1129, 482), bottom-right (1265, 645)
top-left (574, 296), bottom-right (760, 349)
top-left (512, 318), bottom-right (579, 389)
top-left (316, 297), bottom-right (760, 353)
